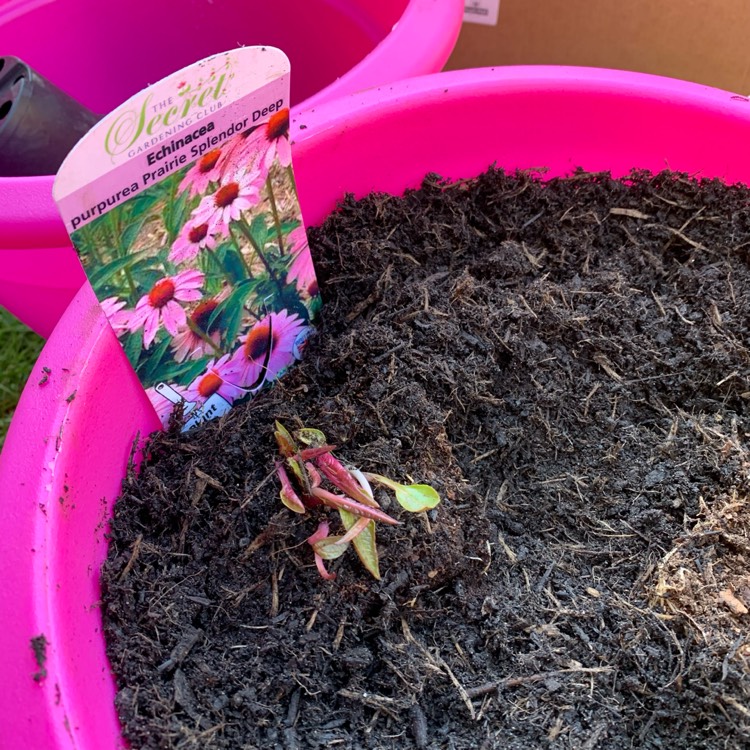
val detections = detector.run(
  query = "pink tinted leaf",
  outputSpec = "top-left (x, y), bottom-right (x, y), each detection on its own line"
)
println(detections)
top-left (277, 465), bottom-right (306, 514)
top-left (316, 453), bottom-right (378, 508)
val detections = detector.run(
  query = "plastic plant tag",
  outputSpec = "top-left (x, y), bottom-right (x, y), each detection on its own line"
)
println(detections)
top-left (52, 47), bottom-right (321, 431)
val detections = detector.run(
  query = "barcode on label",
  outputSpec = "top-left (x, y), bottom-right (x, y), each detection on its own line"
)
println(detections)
top-left (464, 0), bottom-right (500, 26)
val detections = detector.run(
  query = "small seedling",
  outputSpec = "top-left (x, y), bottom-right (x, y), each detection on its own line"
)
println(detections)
top-left (273, 422), bottom-right (441, 580)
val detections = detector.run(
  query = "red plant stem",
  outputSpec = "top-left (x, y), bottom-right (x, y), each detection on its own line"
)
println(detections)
top-left (337, 515), bottom-right (372, 546)
top-left (311, 487), bottom-right (400, 525)
top-left (316, 453), bottom-right (379, 508)
top-left (298, 445), bottom-right (337, 460)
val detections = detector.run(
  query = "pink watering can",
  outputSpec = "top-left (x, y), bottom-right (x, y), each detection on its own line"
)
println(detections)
top-left (4, 66), bottom-right (750, 748)
top-left (0, 0), bottom-right (463, 336)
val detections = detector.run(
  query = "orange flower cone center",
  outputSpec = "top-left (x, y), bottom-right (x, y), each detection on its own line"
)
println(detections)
top-left (197, 372), bottom-right (223, 398)
top-left (188, 223), bottom-right (209, 244)
top-left (191, 299), bottom-right (219, 332)
top-left (244, 320), bottom-right (279, 361)
top-left (148, 279), bottom-right (176, 309)
top-left (266, 108), bottom-right (289, 141)
top-left (198, 149), bottom-right (221, 173)
top-left (214, 182), bottom-right (239, 208)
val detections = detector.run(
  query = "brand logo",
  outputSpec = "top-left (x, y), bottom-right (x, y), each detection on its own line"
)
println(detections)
top-left (104, 64), bottom-right (230, 157)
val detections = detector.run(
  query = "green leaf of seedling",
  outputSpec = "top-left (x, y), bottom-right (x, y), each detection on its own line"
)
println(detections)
top-left (296, 428), bottom-right (327, 447)
top-left (274, 421), bottom-right (298, 456)
top-left (313, 536), bottom-right (350, 560)
top-left (340, 510), bottom-right (380, 579)
top-left (365, 474), bottom-right (441, 513)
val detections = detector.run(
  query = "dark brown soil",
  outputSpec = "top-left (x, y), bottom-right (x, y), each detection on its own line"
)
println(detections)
top-left (102, 168), bottom-right (750, 750)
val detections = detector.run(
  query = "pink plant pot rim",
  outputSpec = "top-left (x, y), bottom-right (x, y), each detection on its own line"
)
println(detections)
top-left (3, 66), bottom-right (750, 749)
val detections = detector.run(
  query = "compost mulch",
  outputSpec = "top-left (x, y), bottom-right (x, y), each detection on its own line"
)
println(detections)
top-left (102, 168), bottom-right (750, 749)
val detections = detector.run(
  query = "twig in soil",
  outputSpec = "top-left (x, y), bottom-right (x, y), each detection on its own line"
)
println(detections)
top-left (465, 667), bottom-right (614, 699)
top-left (337, 688), bottom-right (404, 720)
top-left (401, 618), bottom-right (476, 720)
top-left (193, 467), bottom-right (224, 491)
top-left (720, 694), bottom-right (750, 719)
top-left (118, 534), bottom-right (143, 581)
top-left (157, 625), bottom-right (203, 673)
top-left (609, 207), bottom-right (651, 220)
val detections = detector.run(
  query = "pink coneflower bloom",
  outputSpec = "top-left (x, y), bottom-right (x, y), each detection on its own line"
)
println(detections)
top-left (257, 107), bottom-right (292, 170)
top-left (219, 108), bottom-right (291, 179)
top-left (230, 309), bottom-right (306, 388)
top-left (100, 296), bottom-right (131, 337)
top-left (146, 383), bottom-right (190, 429)
top-left (192, 168), bottom-right (262, 237)
top-left (217, 126), bottom-right (261, 177)
top-left (179, 148), bottom-right (224, 197)
top-left (286, 226), bottom-right (317, 294)
top-left (169, 219), bottom-right (217, 264)
top-left (184, 354), bottom-right (246, 405)
top-left (128, 269), bottom-right (204, 348)
top-left (171, 296), bottom-right (224, 362)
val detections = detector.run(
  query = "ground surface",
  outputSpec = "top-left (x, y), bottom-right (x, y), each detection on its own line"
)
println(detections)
top-left (102, 169), bottom-right (750, 749)
top-left (0, 307), bottom-right (43, 445)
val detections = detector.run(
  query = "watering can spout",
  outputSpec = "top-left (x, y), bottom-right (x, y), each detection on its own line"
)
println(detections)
top-left (0, 56), bottom-right (100, 176)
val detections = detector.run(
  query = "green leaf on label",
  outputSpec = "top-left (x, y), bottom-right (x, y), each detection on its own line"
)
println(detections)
top-left (249, 214), bottom-right (269, 250)
top-left (87, 252), bottom-right (147, 290)
top-left (208, 278), bottom-right (255, 347)
top-left (122, 330), bottom-right (144, 370)
top-left (340, 510), bottom-right (380, 579)
top-left (222, 246), bottom-right (249, 285)
top-left (138, 335), bottom-right (175, 382)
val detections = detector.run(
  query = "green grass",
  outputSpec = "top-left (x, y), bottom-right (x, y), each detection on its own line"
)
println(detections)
top-left (0, 307), bottom-right (45, 447)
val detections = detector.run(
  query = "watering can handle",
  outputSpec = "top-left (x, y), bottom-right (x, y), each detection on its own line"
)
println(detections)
top-left (0, 56), bottom-right (100, 176)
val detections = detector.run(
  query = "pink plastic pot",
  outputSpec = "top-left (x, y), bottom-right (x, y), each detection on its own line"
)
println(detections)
top-left (4, 65), bottom-right (750, 749)
top-left (0, 0), bottom-right (463, 337)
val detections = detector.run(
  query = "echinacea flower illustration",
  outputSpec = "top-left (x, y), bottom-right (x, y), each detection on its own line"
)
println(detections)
top-left (184, 354), bottom-right (246, 405)
top-left (128, 269), bottom-right (204, 348)
top-left (219, 108), bottom-right (291, 179)
top-left (145, 383), bottom-right (190, 429)
top-left (285, 226), bottom-right (317, 294)
top-left (100, 296), bottom-right (131, 337)
top-left (230, 309), bottom-right (306, 388)
top-left (217, 126), bottom-right (261, 176)
top-left (171, 296), bottom-right (225, 362)
top-left (192, 168), bottom-right (262, 237)
top-left (169, 219), bottom-right (217, 264)
top-left (179, 147), bottom-right (224, 197)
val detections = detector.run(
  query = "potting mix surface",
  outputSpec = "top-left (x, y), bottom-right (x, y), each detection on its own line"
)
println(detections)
top-left (102, 168), bottom-right (750, 749)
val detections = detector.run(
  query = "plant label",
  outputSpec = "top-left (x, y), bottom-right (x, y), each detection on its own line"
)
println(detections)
top-left (53, 47), bottom-right (321, 432)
